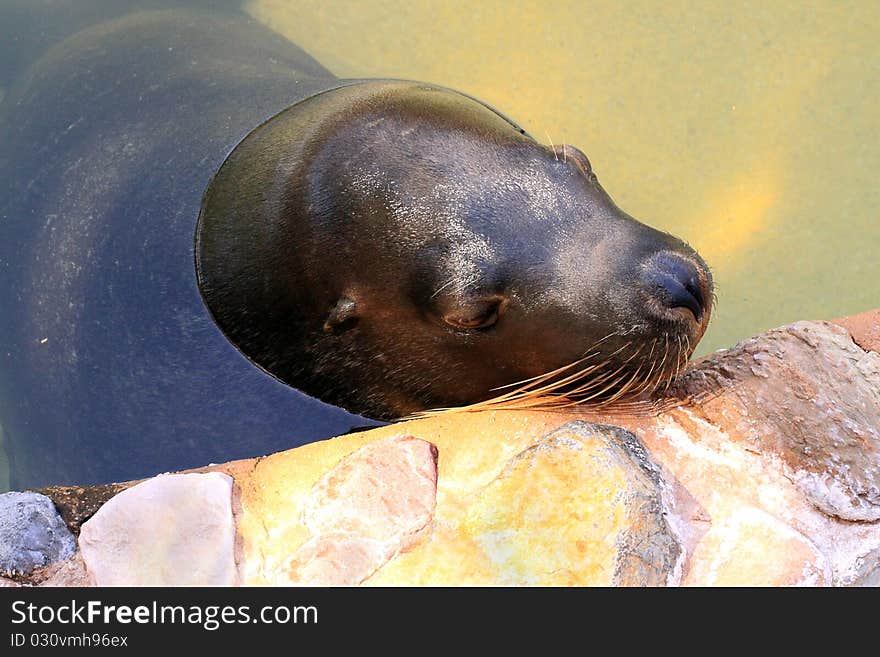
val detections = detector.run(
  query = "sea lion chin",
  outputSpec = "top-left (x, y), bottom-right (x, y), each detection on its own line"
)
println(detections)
top-left (196, 80), bottom-right (714, 420)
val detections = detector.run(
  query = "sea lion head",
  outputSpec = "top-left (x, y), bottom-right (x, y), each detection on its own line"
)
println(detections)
top-left (196, 81), bottom-right (713, 420)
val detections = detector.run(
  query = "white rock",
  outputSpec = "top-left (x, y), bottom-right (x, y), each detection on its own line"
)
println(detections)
top-left (79, 472), bottom-right (237, 586)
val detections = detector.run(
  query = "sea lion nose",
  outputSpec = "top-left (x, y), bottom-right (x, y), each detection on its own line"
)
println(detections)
top-left (643, 253), bottom-right (707, 323)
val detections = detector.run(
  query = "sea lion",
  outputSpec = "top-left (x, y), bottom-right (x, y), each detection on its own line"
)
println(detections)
top-left (197, 80), bottom-right (713, 419)
top-left (0, 7), bottom-right (712, 489)
top-left (0, 0), bottom-right (241, 91)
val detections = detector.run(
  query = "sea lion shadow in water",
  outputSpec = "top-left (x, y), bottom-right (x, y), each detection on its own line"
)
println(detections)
top-left (0, 5), bottom-right (713, 489)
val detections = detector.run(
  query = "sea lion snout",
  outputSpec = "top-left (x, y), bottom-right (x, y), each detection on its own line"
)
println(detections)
top-left (640, 251), bottom-right (713, 326)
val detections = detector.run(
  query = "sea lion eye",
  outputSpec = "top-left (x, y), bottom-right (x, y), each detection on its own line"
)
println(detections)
top-left (442, 300), bottom-right (501, 330)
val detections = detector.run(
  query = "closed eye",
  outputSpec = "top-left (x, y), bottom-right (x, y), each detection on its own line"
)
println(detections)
top-left (442, 299), bottom-right (502, 330)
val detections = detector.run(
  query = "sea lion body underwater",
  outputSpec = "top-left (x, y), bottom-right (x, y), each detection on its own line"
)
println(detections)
top-left (0, 7), bottom-right (713, 489)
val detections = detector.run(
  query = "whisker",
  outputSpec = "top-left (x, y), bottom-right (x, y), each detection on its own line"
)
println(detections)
top-left (489, 330), bottom-right (620, 393)
top-left (546, 131), bottom-right (558, 161)
top-left (429, 278), bottom-right (457, 300)
top-left (411, 321), bottom-right (701, 419)
top-left (636, 340), bottom-right (661, 393)
top-left (560, 359), bottom-right (619, 395)
top-left (605, 348), bottom-right (649, 403)
top-left (489, 353), bottom-right (595, 392)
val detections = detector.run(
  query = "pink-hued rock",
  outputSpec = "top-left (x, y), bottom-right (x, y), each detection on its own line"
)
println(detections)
top-left (78, 472), bottom-right (237, 586)
top-left (283, 534), bottom-right (388, 586)
top-left (37, 554), bottom-right (95, 587)
top-left (833, 309), bottom-right (880, 354)
top-left (621, 320), bottom-right (880, 585)
top-left (278, 435), bottom-right (438, 585)
top-left (669, 321), bottom-right (880, 522)
top-left (0, 577), bottom-right (20, 587)
top-left (683, 506), bottom-right (830, 586)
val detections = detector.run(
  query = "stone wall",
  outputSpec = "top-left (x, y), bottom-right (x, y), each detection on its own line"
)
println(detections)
top-left (2, 311), bottom-right (879, 586)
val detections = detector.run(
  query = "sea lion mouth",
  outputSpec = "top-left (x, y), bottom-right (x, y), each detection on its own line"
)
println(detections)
top-left (454, 253), bottom-right (715, 414)
top-left (415, 326), bottom-right (700, 416)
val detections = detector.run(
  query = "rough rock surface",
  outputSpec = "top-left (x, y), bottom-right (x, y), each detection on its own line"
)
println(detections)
top-left (672, 321), bottom-right (880, 522)
top-left (627, 320), bottom-right (880, 585)
top-left (279, 435), bottom-right (438, 585)
top-left (33, 553), bottom-right (95, 587)
top-left (36, 483), bottom-right (131, 536)
top-left (835, 309), bottom-right (880, 353)
top-left (455, 422), bottom-right (680, 586)
top-left (1, 314), bottom-right (878, 586)
top-left (0, 491), bottom-right (76, 576)
top-left (78, 472), bottom-right (237, 586)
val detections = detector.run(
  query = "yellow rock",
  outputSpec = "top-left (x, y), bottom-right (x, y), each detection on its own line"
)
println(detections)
top-left (228, 419), bottom-right (679, 586)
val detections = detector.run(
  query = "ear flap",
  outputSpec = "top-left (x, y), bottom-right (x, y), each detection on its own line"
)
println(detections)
top-left (551, 144), bottom-right (595, 180)
top-left (323, 296), bottom-right (359, 333)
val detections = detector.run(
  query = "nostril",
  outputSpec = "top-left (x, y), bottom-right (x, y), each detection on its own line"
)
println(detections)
top-left (645, 254), bottom-right (706, 322)
top-left (684, 275), bottom-right (705, 316)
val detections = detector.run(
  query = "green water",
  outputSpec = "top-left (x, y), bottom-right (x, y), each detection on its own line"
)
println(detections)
top-left (250, 0), bottom-right (880, 356)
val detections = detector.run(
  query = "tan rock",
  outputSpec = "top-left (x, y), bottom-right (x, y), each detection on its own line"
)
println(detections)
top-left (228, 413), bottom-right (606, 585)
top-left (79, 472), bottom-right (237, 586)
top-left (35, 554), bottom-right (95, 587)
top-left (683, 506), bottom-right (829, 586)
top-left (255, 435), bottom-right (438, 585)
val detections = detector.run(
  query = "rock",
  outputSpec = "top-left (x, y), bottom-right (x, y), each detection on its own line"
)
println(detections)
top-left (34, 554), bottom-right (95, 587)
top-left (3, 311), bottom-right (880, 587)
top-left (683, 506), bottom-right (830, 586)
top-left (671, 321), bottom-right (880, 521)
top-left (258, 435), bottom-right (438, 585)
top-left (0, 491), bottom-right (76, 576)
top-left (834, 308), bottom-right (880, 353)
top-left (35, 482), bottom-right (131, 536)
top-left (629, 320), bottom-right (880, 585)
top-left (457, 422), bottom-right (680, 586)
top-left (851, 547), bottom-right (880, 586)
top-left (300, 435), bottom-right (438, 543)
top-left (230, 417), bottom-right (576, 586)
top-left (78, 472), bottom-right (237, 586)
top-left (232, 422), bottom-right (678, 586)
